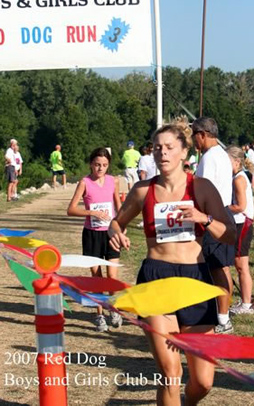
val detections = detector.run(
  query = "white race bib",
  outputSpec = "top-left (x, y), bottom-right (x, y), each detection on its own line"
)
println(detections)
top-left (154, 200), bottom-right (195, 243)
top-left (90, 202), bottom-right (112, 228)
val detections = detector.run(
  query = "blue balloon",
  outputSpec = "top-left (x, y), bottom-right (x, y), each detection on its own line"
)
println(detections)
top-left (0, 229), bottom-right (34, 237)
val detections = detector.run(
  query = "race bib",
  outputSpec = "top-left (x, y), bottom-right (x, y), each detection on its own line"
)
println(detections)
top-left (154, 200), bottom-right (195, 243)
top-left (90, 202), bottom-right (112, 228)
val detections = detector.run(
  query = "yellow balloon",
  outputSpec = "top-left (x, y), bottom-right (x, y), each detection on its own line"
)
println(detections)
top-left (112, 277), bottom-right (225, 317)
top-left (0, 236), bottom-right (47, 248)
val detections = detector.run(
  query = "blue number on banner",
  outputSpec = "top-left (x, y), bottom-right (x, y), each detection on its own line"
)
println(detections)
top-left (109, 27), bottom-right (121, 43)
top-left (100, 17), bottom-right (130, 52)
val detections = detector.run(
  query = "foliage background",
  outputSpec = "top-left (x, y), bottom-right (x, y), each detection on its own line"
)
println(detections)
top-left (1, 66), bottom-right (254, 189)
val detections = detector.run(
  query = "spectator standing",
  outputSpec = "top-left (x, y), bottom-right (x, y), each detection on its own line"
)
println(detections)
top-left (192, 117), bottom-right (235, 334)
top-left (5, 139), bottom-right (18, 202)
top-left (138, 141), bottom-right (157, 181)
top-left (122, 141), bottom-right (141, 191)
top-left (50, 145), bottom-right (67, 189)
top-left (245, 144), bottom-right (254, 164)
top-left (226, 146), bottom-right (254, 315)
top-left (189, 148), bottom-right (199, 173)
top-left (13, 144), bottom-right (23, 200)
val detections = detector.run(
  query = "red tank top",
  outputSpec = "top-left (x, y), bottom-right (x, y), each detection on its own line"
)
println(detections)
top-left (142, 173), bottom-right (205, 238)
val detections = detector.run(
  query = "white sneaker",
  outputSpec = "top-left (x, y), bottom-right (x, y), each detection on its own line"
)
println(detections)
top-left (230, 303), bottom-right (254, 315)
top-left (215, 320), bottom-right (234, 334)
top-left (137, 221), bottom-right (144, 229)
top-left (95, 315), bottom-right (108, 332)
top-left (110, 312), bottom-right (123, 328)
top-left (229, 301), bottom-right (242, 314)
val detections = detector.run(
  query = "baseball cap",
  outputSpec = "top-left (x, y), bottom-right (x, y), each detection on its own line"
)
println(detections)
top-left (127, 140), bottom-right (134, 147)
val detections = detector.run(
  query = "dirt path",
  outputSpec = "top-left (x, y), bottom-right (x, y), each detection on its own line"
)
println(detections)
top-left (0, 186), bottom-right (253, 406)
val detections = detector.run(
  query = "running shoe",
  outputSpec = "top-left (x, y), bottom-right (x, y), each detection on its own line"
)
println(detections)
top-left (110, 312), bottom-right (123, 328)
top-left (215, 320), bottom-right (234, 334)
top-left (95, 315), bottom-right (108, 332)
top-left (230, 303), bottom-right (254, 315)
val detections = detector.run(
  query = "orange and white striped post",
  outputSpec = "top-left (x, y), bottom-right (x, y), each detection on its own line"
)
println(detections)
top-left (33, 245), bottom-right (67, 406)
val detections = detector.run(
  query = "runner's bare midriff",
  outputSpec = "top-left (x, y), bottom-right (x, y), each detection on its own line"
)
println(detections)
top-left (146, 236), bottom-right (205, 264)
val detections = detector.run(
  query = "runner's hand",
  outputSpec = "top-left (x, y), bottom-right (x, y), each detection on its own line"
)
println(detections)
top-left (109, 232), bottom-right (130, 252)
top-left (175, 205), bottom-right (208, 224)
top-left (92, 210), bottom-right (111, 222)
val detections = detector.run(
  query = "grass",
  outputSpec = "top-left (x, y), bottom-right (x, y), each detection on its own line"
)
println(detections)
top-left (0, 192), bottom-right (46, 215)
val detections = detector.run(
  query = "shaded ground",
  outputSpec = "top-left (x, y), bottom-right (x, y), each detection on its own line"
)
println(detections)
top-left (0, 185), bottom-right (253, 405)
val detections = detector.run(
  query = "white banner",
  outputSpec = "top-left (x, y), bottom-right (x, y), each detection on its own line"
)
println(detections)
top-left (0, 0), bottom-right (153, 71)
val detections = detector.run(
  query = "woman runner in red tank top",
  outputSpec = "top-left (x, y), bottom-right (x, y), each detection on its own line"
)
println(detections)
top-left (108, 122), bottom-right (235, 406)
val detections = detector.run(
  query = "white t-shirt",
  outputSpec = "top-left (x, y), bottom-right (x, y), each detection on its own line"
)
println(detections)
top-left (5, 147), bottom-right (16, 166)
top-left (247, 148), bottom-right (254, 164)
top-left (196, 145), bottom-right (232, 206)
top-left (232, 171), bottom-right (254, 223)
top-left (138, 154), bottom-right (157, 180)
top-left (14, 151), bottom-right (23, 171)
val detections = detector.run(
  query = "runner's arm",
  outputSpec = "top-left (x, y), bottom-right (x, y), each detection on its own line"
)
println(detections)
top-left (113, 176), bottom-right (122, 213)
top-left (228, 176), bottom-right (247, 214)
top-left (192, 178), bottom-right (236, 244)
top-left (108, 182), bottom-right (146, 251)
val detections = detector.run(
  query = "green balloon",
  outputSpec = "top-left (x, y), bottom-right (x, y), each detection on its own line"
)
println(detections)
top-left (8, 259), bottom-right (71, 311)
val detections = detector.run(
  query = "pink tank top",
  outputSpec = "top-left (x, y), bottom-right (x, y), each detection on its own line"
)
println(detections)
top-left (83, 174), bottom-right (115, 231)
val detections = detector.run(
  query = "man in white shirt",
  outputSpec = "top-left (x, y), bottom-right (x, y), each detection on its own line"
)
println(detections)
top-left (13, 144), bottom-right (23, 199)
top-left (192, 117), bottom-right (236, 334)
top-left (245, 144), bottom-right (254, 164)
top-left (138, 142), bottom-right (157, 180)
top-left (5, 139), bottom-right (18, 202)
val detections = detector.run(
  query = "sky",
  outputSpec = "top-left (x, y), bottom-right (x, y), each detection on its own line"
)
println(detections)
top-left (94, 0), bottom-right (254, 79)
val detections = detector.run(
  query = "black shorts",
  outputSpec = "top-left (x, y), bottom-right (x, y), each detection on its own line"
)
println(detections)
top-left (82, 228), bottom-right (120, 260)
top-left (235, 222), bottom-right (253, 257)
top-left (136, 258), bottom-right (218, 327)
top-left (52, 169), bottom-right (65, 176)
top-left (5, 166), bottom-right (16, 182)
top-left (202, 230), bottom-right (235, 271)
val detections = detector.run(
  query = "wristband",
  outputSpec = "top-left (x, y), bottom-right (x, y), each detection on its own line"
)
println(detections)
top-left (203, 215), bottom-right (213, 228)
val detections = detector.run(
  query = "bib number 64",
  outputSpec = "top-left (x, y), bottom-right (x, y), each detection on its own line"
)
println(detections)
top-left (166, 212), bottom-right (183, 228)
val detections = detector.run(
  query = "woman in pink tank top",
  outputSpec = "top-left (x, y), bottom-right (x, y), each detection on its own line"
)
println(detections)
top-left (67, 147), bottom-right (122, 332)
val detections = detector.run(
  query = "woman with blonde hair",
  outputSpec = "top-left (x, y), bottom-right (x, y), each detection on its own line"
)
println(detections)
top-left (109, 123), bottom-right (235, 406)
top-left (226, 145), bottom-right (254, 315)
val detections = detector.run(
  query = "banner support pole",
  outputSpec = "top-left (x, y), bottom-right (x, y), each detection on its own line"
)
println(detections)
top-left (153, 0), bottom-right (163, 128)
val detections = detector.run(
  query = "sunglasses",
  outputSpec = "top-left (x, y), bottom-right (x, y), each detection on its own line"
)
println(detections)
top-left (192, 130), bottom-right (207, 138)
